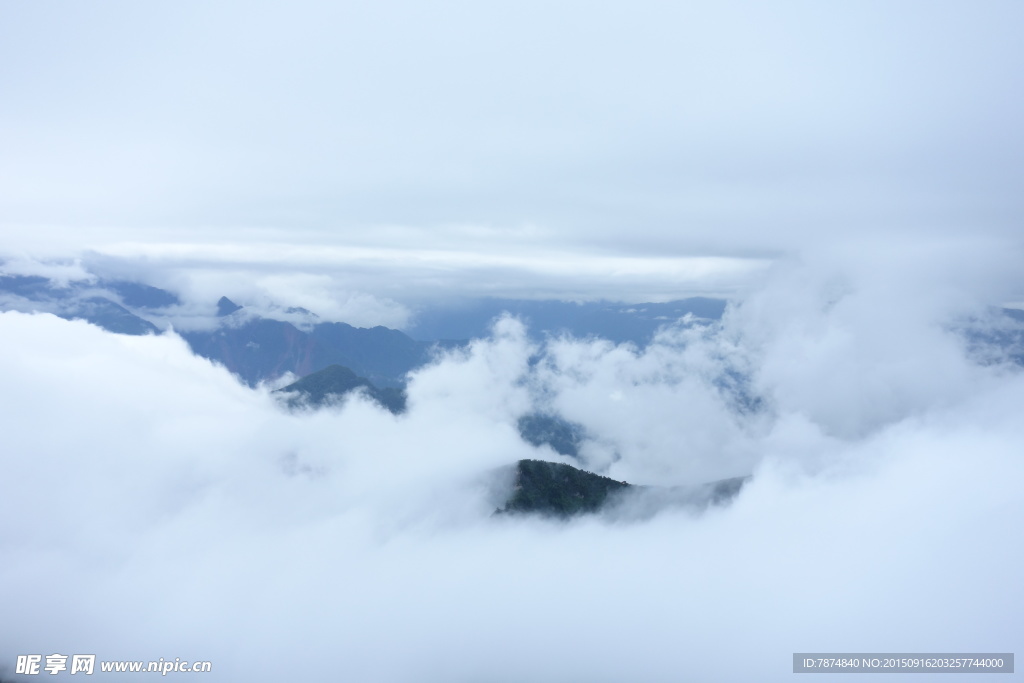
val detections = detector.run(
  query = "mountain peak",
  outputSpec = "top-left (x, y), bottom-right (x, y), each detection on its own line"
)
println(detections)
top-left (275, 364), bottom-right (407, 414)
top-left (216, 296), bottom-right (243, 317)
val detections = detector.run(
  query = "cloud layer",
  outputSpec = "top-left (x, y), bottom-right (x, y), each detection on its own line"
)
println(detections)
top-left (2, 249), bottom-right (1022, 681)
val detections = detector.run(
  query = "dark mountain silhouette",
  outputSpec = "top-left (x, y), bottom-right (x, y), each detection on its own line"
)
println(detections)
top-left (275, 364), bottom-right (406, 414)
top-left (0, 276), bottom-right (439, 384)
top-left (181, 314), bottom-right (437, 388)
top-left (496, 459), bottom-right (750, 519)
top-left (217, 296), bottom-right (243, 316)
top-left (497, 459), bottom-right (631, 517)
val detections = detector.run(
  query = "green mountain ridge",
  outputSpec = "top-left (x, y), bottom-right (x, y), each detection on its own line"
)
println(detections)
top-left (496, 459), bottom-right (750, 519)
top-left (497, 459), bottom-right (631, 517)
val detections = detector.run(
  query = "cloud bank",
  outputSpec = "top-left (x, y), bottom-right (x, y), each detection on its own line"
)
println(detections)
top-left (1, 250), bottom-right (1022, 681)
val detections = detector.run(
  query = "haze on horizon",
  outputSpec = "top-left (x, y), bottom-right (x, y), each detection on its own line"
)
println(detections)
top-left (2, 0), bottom-right (1023, 311)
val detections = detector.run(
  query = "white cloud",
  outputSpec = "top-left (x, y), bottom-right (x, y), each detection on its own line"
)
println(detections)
top-left (85, 240), bottom-right (769, 306)
top-left (2, 241), bottom-right (1022, 681)
top-left (0, 255), bottom-right (94, 287)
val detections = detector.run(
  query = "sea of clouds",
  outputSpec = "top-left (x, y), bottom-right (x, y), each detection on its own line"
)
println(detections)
top-left (1, 247), bottom-right (1022, 682)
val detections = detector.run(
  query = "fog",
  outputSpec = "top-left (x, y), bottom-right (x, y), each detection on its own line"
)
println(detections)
top-left (2, 248), bottom-right (1022, 682)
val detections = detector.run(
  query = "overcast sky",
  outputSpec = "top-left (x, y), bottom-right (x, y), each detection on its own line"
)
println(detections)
top-left (2, 0), bottom-right (1023, 306)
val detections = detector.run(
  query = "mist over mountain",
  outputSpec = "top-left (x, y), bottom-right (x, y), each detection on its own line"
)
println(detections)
top-left (3, 251), bottom-right (1024, 682)
top-left (276, 364), bottom-right (408, 415)
top-left (0, 268), bottom-right (737, 389)
top-left (3, 1), bottom-right (1024, 679)
top-left (0, 274), bottom-right (164, 334)
top-left (180, 315), bottom-right (432, 388)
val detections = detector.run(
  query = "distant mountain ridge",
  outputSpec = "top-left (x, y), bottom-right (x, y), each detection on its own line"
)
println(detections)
top-left (0, 277), bottom-right (443, 388)
top-left (0, 274), bottom-right (165, 334)
top-left (275, 364), bottom-right (407, 413)
top-left (404, 296), bottom-right (727, 344)
top-left (180, 314), bottom-right (434, 388)
top-left (6, 271), bottom-right (1022, 392)
top-left (0, 273), bottom-right (739, 388)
